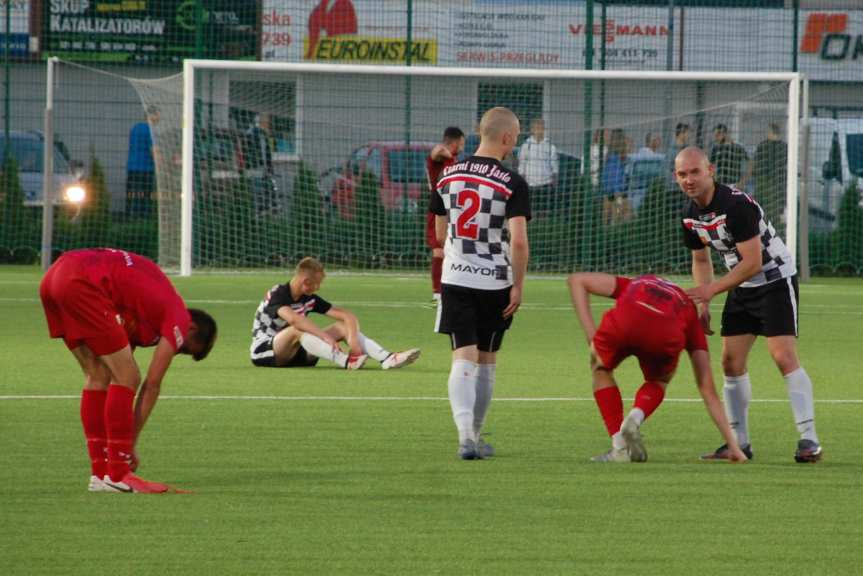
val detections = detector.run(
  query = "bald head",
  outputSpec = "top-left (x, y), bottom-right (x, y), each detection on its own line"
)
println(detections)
top-left (480, 107), bottom-right (519, 142)
top-left (675, 146), bottom-right (709, 170)
top-left (673, 146), bottom-right (716, 206)
top-left (475, 107), bottom-right (520, 160)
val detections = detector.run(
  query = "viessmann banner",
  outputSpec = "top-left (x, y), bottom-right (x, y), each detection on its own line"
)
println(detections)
top-left (43, 0), bottom-right (256, 62)
top-left (262, 1), bottom-right (863, 82)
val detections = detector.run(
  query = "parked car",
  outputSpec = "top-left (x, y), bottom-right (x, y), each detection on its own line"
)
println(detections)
top-left (0, 131), bottom-right (84, 206)
top-left (329, 141), bottom-right (436, 219)
top-left (193, 128), bottom-right (279, 213)
top-left (805, 118), bottom-right (863, 231)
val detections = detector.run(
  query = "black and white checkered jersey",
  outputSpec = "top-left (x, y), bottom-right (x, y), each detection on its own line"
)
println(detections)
top-left (681, 183), bottom-right (795, 288)
top-left (430, 156), bottom-right (531, 290)
top-left (250, 283), bottom-right (332, 344)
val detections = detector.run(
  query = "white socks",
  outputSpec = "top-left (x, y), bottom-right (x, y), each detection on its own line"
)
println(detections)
top-left (724, 373), bottom-right (752, 446)
top-left (299, 333), bottom-right (347, 367)
top-left (627, 407), bottom-right (646, 427)
top-left (448, 359), bottom-right (478, 444)
top-left (474, 364), bottom-right (495, 438)
top-left (357, 332), bottom-right (389, 362)
top-left (785, 367), bottom-right (818, 443)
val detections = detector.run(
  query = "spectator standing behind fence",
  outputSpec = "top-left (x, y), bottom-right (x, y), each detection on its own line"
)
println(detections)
top-left (244, 113), bottom-right (278, 213)
top-left (753, 123), bottom-right (788, 227)
top-left (667, 123), bottom-right (691, 179)
top-left (518, 118), bottom-right (559, 214)
top-left (636, 133), bottom-right (664, 159)
top-left (126, 105), bottom-right (159, 218)
top-left (601, 128), bottom-right (631, 225)
top-left (710, 124), bottom-right (750, 189)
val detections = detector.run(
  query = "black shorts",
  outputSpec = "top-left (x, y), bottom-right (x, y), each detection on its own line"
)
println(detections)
top-left (435, 284), bottom-right (513, 352)
top-left (250, 336), bottom-right (319, 368)
top-left (721, 274), bottom-right (799, 337)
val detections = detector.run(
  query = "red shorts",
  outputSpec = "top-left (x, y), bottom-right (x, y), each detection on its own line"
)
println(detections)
top-left (425, 211), bottom-right (441, 250)
top-left (592, 306), bottom-right (686, 381)
top-left (39, 256), bottom-right (129, 356)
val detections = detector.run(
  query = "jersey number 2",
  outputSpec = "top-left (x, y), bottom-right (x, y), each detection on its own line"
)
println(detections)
top-left (455, 189), bottom-right (480, 240)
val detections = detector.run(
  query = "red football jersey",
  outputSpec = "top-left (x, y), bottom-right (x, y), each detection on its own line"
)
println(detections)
top-left (611, 275), bottom-right (707, 352)
top-left (71, 249), bottom-right (191, 351)
top-left (426, 153), bottom-right (456, 196)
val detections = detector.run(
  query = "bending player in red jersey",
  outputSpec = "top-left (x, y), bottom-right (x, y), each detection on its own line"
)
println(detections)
top-left (40, 248), bottom-right (218, 493)
top-left (425, 126), bottom-right (465, 302)
top-left (568, 272), bottom-right (747, 463)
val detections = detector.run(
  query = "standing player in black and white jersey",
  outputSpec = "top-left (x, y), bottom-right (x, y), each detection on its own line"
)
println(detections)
top-left (430, 107), bottom-right (531, 460)
top-left (674, 147), bottom-right (822, 463)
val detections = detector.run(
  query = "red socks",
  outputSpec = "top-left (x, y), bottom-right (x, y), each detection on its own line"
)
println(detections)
top-left (431, 256), bottom-right (443, 294)
top-left (80, 389), bottom-right (108, 478)
top-left (105, 384), bottom-right (136, 482)
top-left (593, 386), bottom-right (624, 436)
top-left (634, 381), bottom-right (666, 420)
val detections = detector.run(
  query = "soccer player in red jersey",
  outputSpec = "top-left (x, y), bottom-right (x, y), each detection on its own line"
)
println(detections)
top-left (426, 126), bottom-right (465, 302)
top-left (567, 272), bottom-right (747, 463)
top-left (40, 248), bottom-right (217, 493)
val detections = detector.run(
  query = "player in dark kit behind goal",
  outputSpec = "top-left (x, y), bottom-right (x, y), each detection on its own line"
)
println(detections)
top-left (430, 107), bottom-right (531, 460)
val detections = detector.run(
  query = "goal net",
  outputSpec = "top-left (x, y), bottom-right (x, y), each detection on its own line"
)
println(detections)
top-left (130, 62), bottom-right (800, 276)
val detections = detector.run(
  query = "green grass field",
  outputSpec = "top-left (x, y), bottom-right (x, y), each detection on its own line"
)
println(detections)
top-left (1, 266), bottom-right (861, 575)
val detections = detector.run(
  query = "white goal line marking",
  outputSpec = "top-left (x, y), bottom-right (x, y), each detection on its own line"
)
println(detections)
top-left (1, 394), bottom-right (862, 404)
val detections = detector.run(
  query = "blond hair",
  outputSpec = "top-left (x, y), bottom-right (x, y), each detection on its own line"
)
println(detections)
top-left (295, 256), bottom-right (325, 277)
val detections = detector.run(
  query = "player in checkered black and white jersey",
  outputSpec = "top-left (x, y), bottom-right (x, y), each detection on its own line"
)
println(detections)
top-left (430, 107), bottom-right (531, 460)
top-left (675, 147), bottom-right (822, 464)
top-left (250, 257), bottom-right (420, 371)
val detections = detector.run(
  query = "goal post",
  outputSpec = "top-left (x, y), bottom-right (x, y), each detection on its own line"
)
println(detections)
top-left (174, 60), bottom-right (802, 276)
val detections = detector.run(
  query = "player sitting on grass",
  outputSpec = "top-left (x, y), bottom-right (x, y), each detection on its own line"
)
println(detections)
top-left (568, 272), bottom-right (747, 463)
top-left (40, 248), bottom-right (218, 493)
top-left (250, 257), bottom-right (420, 370)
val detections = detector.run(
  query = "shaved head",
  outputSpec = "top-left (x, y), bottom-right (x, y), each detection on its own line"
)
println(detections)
top-left (675, 146), bottom-right (709, 169)
top-left (673, 146), bottom-right (716, 207)
top-left (479, 107), bottom-right (520, 142)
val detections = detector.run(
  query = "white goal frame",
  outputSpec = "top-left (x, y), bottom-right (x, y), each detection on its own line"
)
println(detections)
top-left (180, 60), bottom-right (803, 276)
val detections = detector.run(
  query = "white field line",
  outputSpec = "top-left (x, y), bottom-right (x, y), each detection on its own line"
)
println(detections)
top-left (0, 296), bottom-right (861, 313)
top-left (1, 394), bottom-right (862, 404)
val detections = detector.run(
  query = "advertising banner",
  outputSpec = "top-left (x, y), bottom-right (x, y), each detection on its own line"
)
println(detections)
top-left (0, 0), bottom-right (31, 57)
top-left (262, 0), bottom-right (673, 70)
top-left (43, 0), bottom-right (257, 62)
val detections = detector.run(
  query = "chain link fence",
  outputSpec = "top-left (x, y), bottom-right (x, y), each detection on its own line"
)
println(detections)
top-left (0, 0), bottom-right (860, 275)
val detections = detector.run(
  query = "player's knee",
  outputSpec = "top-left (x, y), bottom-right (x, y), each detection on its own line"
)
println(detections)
top-left (769, 348), bottom-right (799, 374)
top-left (721, 353), bottom-right (746, 376)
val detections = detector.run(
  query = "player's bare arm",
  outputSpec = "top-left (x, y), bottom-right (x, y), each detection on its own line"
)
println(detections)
top-left (430, 143), bottom-right (453, 162)
top-left (566, 272), bottom-right (617, 344)
top-left (687, 236), bottom-right (761, 305)
top-left (503, 215), bottom-right (529, 319)
top-left (689, 247), bottom-right (715, 334)
top-left (689, 349), bottom-right (747, 462)
top-left (278, 305), bottom-right (338, 348)
top-left (325, 306), bottom-right (362, 355)
top-left (434, 214), bottom-right (448, 247)
top-left (133, 337), bottom-right (175, 441)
